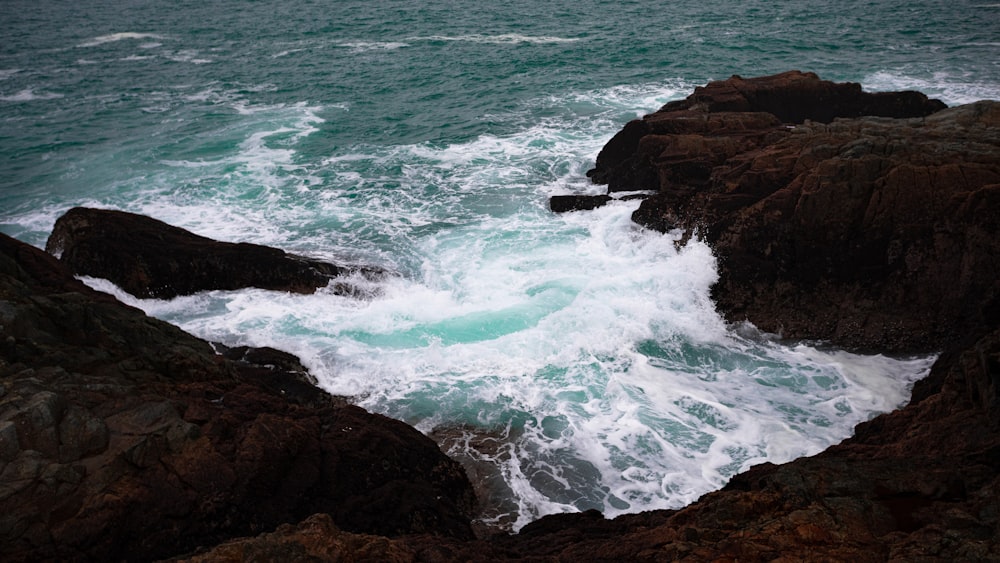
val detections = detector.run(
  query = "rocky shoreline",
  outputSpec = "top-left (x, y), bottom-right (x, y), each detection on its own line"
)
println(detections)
top-left (2, 71), bottom-right (999, 561)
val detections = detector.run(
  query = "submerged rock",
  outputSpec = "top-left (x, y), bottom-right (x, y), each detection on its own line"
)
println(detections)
top-left (0, 233), bottom-right (475, 562)
top-left (46, 207), bottom-right (385, 299)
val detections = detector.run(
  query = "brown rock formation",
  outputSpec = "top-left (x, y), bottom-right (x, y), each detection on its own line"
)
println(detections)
top-left (0, 233), bottom-right (474, 562)
top-left (585, 71), bottom-right (998, 353)
top-left (45, 207), bottom-right (385, 299)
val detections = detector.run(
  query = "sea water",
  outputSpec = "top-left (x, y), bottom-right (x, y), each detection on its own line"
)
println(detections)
top-left (2, 0), bottom-right (997, 531)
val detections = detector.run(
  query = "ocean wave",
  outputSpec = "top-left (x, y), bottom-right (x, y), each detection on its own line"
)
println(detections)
top-left (166, 50), bottom-right (212, 64)
top-left (409, 34), bottom-right (582, 45)
top-left (77, 32), bottom-right (167, 48)
top-left (272, 48), bottom-right (307, 58)
top-left (863, 70), bottom-right (1000, 105)
top-left (337, 41), bottom-right (410, 53)
top-left (0, 69), bottom-right (21, 81)
top-left (0, 88), bottom-right (64, 102)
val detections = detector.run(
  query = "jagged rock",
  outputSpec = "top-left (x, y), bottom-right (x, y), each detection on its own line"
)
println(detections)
top-left (549, 194), bottom-right (612, 213)
top-left (586, 71), bottom-right (946, 193)
top-left (45, 207), bottom-right (385, 299)
top-left (586, 71), bottom-right (998, 352)
top-left (171, 513), bottom-right (418, 562)
top-left (0, 233), bottom-right (475, 562)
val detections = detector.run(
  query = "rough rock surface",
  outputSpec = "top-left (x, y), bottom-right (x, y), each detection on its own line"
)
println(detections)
top-left (583, 71), bottom-right (999, 353)
top-left (46, 207), bottom-right (384, 299)
top-left (0, 233), bottom-right (474, 562)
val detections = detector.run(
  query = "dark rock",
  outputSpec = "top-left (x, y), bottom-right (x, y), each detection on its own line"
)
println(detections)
top-left (45, 207), bottom-right (385, 299)
top-left (641, 102), bottom-right (1000, 352)
top-left (586, 71), bottom-right (997, 352)
top-left (587, 70), bottom-right (946, 195)
top-left (549, 194), bottom-right (612, 212)
top-left (0, 233), bottom-right (475, 562)
top-left (659, 70), bottom-right (946, 123)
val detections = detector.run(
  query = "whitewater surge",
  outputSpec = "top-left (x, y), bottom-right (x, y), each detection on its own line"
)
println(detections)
top-left (72, 92), bottom-right (937, 528)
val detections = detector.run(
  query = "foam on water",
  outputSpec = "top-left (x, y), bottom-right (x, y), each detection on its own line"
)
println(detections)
top-left (409, 34), bottom-right (582, 45)
top-left (337, 42), bottom-right (410, 53)
top-left (82, 194), bottom-right (934, 530)
top-left (0, 88), bottom-right (64, 102)
top-left (864, 70), bottom-right (1000, 105)
top-left (77, 32), bottom-right (167, 48)
top-left (67, 86), bottom-right (936, 529)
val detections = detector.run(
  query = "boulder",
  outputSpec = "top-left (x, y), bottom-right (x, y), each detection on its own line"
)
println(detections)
top-left (45, 207), bottom-right (384, 299)
top-left (549, 194), bottom-right (612, 213)
top-left (585, 70), bottom-right (946, 193)
top-left (0, 233), bottom-right (475, 562)
top-left (586, 71), bottom-right (998, 352)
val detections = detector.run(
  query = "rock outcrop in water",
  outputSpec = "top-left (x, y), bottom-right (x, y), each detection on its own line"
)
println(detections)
top-left (0, 233), bottom-right (474, 561)
top-left (46, 207), bottom-right (384, 299)
top-left (576, 71), bottom-right (999, 353)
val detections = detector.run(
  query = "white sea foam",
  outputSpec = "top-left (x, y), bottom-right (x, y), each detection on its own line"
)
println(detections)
top-left (166, 50), bottom-right (212, 64)
top-left (337, 41), bottom-right (410, 53)
top-left (73, 80), bottom-right (937, 532)
top-left (110, 195), bottom-right (934, 530)
top-left (123, 100), bottom-right (330, 245)
top-left (0, 88), bottom-right (64, 102)
top-left (272, 48), bottom-right (307, 58)
top-left (77, 32), bottom-right (167, 48)
top-left (863, 70), bottom-right (1000, 105)
top-left (409, 34), bottom-right (582, 45)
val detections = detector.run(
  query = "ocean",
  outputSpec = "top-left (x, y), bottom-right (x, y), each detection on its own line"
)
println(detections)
top-left (2, 0), bottom-right (997, 531)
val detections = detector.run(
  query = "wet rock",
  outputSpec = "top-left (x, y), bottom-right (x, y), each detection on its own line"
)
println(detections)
top-left (586, 71), bottom-right (945, 195)
top-left (45, 207), bottom-right (385, 299)
top-left (0, 232), bottom-right (475, 562)
top-left (549, 194), bottom-right (612, 212)
top-left (587, 71), bottom-right (998, 353)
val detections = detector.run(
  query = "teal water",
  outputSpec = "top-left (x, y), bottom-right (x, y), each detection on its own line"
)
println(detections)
top-left (2, 0), bottom-right (997, 530)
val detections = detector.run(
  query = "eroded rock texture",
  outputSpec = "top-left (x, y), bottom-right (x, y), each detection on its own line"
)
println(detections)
top-left (584, 71), bottom-right (999, 353)
top-left (46, 207), bottom-right (384, 299)
top-left (0, 233), bottom-right (474, 562)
